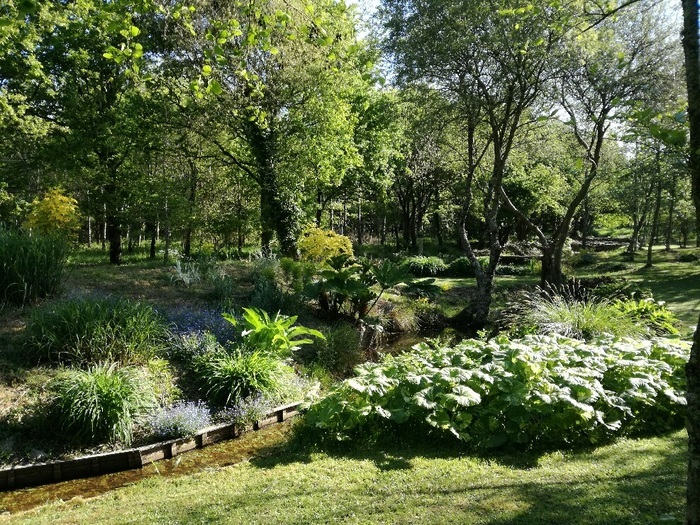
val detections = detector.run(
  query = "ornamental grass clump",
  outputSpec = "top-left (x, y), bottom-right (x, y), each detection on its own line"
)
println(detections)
top-left (50, 362), bottom-right (157, 446)
top-left (508, 285), bottom-right (644, 340)
top-left (0, 229), bottom-right (69, 307)
top-left (192, 348), bottom-right (286, 408)
top-left (305, 335), bottom-right (689, 449)
top-left (25, 297), bottom-right (169, 366)
top-left (147, 401), bottom-right (212, 440)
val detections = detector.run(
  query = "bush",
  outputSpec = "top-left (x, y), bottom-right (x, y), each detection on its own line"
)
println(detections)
top-left (49, 362), bottom-right (157, 446)
top-left (678, 252), bottom-right (699, 263)
top-left (445, 256), bottom-right (488, 278)
top-left (279, 257), bottom-right (316, 294)
top-left (404, 256), bottom-right (448, 277)
top-left (612, 298), bottom-right (680, 336)
top-left (302, 323), bottom-right (363, 378)
top-left (25, 297), bottom-right (169, 366)
top-left (569, 250), bottom-right (599, 268)
top-left (305, 335), bottom-right (689, 448)
top-left (0, 230), bottom-right (69, 307)
top-left (298, 227), bottom-right (353, 263)
top-left (215, 394), bottom-right (276, 427)
top-left (24, 188), bottom-right (81, 237)
top-left (192, 348), bottom-right (286, 408)
top-left (147, 401), bottom-right (212, 440)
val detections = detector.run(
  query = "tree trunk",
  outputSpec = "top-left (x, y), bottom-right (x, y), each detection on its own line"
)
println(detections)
top-left (163, 196), bottom-right (170, 264)
top-left (681, 0), bottom-right (700, 521)
top-left (357, 199), bottom-right (363, 246)
top-left (149, 223), bottom-right (156, 260)
top-left (646, 157), bottom-right (663, 268)
top-left (665, 171), bottom-right (678, 251)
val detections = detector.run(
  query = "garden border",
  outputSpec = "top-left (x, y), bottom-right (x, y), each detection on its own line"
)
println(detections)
top-left (0, 401), bottom-right (301, 491)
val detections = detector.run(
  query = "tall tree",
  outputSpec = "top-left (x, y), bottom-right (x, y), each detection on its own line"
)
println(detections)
top-left (380, 0), bottom-right (559, 325)
top-left (681, 0), bottom-right (700, 520)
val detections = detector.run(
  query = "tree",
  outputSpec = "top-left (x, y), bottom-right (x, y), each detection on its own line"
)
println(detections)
top-left (501, 3), bottom-right (677, 286)
top-left (380, 0), bottom-right (560, 326)
top-left (681, 0), bottom-right (700, 520)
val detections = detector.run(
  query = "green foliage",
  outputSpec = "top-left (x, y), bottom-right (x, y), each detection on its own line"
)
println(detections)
top-left (25, 298), bottom-right (169, 366)
top-left (445, 256), bottom-right (488, 278)
top-left (0, 230), bottom-right (69, 307)
top-left (49, 362), bottom-right (157, 446)
top-left (302, 322), bottom-right (363, 378)
top-left (305, 335), bottom-right (689, 447)
top-left (192, 348), bottom-right (286, 408)
top-left (298, 226), bottom-right (353, 263)
top-left (24, 188), bottom-right (81, 238)
top-left (569, 250), bottom-right (599, 268)
top-left (510, 287), bottom-right (645, 340)
top-left (279, 257), bottom-right (316, 294)
top-left (403, 256), bottom-right (448, 277)
top-left (312, 256), bottom-right (429, 319)
top-left (223, 307), bottom-right (324, 359)
top-left (612, 298), bottom-right (680, 336)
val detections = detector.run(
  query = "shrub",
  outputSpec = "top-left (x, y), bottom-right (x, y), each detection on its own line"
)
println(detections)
top-left (25, 297), bottom-right (169, 366)
top-left (303, 323), bottom-right (363, 377)
top-left (147, 401), bottom-right (212, 440)
top-left (569, 250), bottom-right (598, 268)
top-left (678, 252), bottom-right (699, 263)
top-left (404, 256), bottom-right (448, 277)
top-left (279, 257), bottom-right (316, 294)
top-left (24, 188), bottom-right (81, 237)
top-left (612, 298), bottom-right (680, 336)
top-left (298, 227), bottom-right (353, 263)
top-left (445, 256), bottom-right (488, 278)
top-left (0, 230), bottom-right (69, 307)
top-left (192, 348), bottom-right (286, 407)
top-left (49, 362), bottom-right (157, 446)
top-left (305, 335), bottom-right (689, 448)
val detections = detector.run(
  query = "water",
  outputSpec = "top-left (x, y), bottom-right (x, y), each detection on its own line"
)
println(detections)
top-left (0, 423), bottom-right (292, 515)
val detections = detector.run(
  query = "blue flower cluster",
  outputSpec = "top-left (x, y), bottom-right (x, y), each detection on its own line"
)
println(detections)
top-left (147, 401), bottom-right (212, 439)
top-left (164, 307), bottom-right (237, 343)
top-left (214, 395), bottom-right (275, 427)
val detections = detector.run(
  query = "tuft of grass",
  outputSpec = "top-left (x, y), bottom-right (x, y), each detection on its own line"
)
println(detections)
top-left (0, 231), bottom-right (69, 307)
top-left (192, 349), bottom-right (286, 408)
top-left (49, 362), bottom-right (157, 446)
top-left (513, 285), bottom-right (644, 340)
top-left (24, 297), bottom-right (169, 366)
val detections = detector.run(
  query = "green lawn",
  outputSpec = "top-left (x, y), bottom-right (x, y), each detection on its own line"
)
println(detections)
top-left (1, 428), bottom-right (687, 524)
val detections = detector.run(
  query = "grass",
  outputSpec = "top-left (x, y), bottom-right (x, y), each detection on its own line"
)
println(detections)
top-left (1, 428), bottom-right (687, 524)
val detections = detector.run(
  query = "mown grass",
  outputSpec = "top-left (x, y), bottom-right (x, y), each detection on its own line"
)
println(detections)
top-left (1, 428), bottom-right (687, 524)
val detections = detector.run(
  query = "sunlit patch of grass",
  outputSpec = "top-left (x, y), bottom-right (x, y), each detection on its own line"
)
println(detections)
top-left (2, 430), bottom-right (687, 524)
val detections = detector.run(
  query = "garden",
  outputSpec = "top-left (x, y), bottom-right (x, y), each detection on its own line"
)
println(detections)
top-left (0, 224), bottom-right (697, 522)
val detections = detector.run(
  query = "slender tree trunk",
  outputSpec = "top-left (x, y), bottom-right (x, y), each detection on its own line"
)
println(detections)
top-left (163, 196), bottom-right (170, 264)
top-left (357, 198), bottom-right (363, 246)
top-left (665, 171), bottom-right (678, 251)
top-left (646, 154), bottom-right (663, 268)
top-left (682, 0), bottom-right (700, 521)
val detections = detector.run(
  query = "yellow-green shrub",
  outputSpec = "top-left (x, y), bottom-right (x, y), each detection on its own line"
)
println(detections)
top-left (298, 227), bottom-right (353, 262)
top-left (25, 188), bottom-right (81, 237)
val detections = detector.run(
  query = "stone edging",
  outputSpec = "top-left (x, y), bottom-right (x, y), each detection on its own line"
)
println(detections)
top-left (0, 402), bottom-right (301, 491)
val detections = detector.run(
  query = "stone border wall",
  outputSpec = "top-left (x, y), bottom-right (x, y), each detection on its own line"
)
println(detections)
top-left (0, 402), bottom-right (301, 491)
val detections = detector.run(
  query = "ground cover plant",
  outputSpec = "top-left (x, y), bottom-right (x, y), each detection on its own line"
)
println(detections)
top-left (306, 335), bottom-right (689, 448)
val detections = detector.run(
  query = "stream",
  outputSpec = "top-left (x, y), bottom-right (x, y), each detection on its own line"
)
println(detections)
top-left (0, 423), bottom-right (292, 515)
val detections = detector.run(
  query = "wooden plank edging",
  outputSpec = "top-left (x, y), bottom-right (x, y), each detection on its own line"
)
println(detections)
top-left (0, 401), bottom-right (302, 492)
